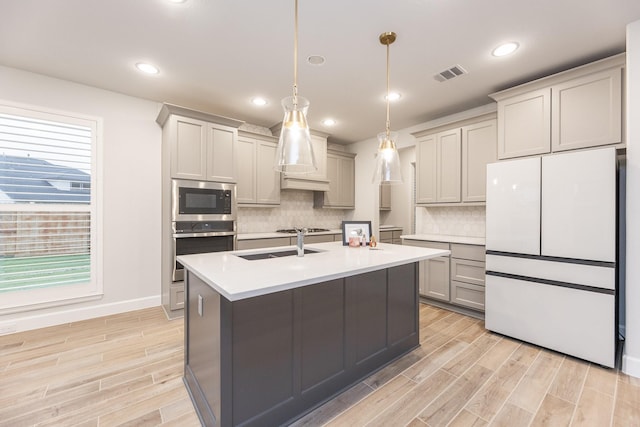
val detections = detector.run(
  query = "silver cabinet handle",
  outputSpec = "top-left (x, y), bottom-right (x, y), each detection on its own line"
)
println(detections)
top-left (198, 294), bottom-right (204, 316)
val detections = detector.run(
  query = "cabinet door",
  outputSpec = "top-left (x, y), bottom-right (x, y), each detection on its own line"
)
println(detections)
top-left (416, 135), bottom-right (437, 204)
top-left (309, 134), bottom-right (328, 181)
top-left (436, 129), bottom-right (461, 202)
top-left (340, 156), bottom-right (355, 207)
top-left (379, 184), bottom-right (391, 210)
top-left (324, 154), bottom-right (339, 206)
top-left (423, 256), bottom-right (450, 301)
top-left (256, 140), bottom-right (280, 205)
top-left (461, 119), bottom-right (497, 202)
top-left (551, 67), bottom-right (622, 152)
top-left (206, 125), bottom-right (236, 182)
top-left (497, 88), bottom-right (551, 159)
top-left (236, 137), bottom-right (257, 204)
top-left (171, 116), bottom-right (207, 180)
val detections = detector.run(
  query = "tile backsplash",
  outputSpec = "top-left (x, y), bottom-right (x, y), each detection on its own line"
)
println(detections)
top-left (415, 206), bottom-right (486, 237)
top-left (237, 190), bottom-right (345, 233)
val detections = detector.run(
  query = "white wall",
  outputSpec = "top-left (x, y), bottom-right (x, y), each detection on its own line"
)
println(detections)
top-left (624, 20), bottom-right (640, 378)
top-left (0, 66), bottom-right (162, 331)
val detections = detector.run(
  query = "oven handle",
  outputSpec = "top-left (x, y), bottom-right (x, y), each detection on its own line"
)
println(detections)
top-left (173, 231), bottom-right (237, 238)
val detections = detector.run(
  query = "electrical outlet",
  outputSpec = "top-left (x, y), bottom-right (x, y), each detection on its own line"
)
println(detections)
top-left (0, 323), bottom-right (17, 335)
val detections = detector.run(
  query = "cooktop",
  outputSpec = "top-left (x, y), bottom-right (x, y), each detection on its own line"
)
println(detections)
top-left (276, 228), bottom-right (331, 234)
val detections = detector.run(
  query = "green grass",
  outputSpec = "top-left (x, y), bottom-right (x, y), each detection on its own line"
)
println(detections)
top-left (0, 254), bottom-right (90, 292)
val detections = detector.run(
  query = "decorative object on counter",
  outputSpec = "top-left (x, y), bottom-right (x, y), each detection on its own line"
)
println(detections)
top-left (372, 31), bottom-right (403, 185)
top-left (341, 220), bottom-right (372, 246)
top-left (370, 235), bottom-right (377, 247)
top-left (274, 0), bottom-right (317, 174)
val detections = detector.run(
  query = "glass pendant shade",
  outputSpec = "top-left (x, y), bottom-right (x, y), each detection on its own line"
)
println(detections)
top-left (372, 131), bottom-right (403, 184)
top-left (274, 95), bottom-right (317, 174)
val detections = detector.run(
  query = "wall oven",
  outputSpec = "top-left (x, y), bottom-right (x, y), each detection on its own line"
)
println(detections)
top-left (171, 180), bottom-right (237, 282)
top-left (172, 179), bottom-right (236, 222)
top-left (172, 220), bottom-right (236, 282)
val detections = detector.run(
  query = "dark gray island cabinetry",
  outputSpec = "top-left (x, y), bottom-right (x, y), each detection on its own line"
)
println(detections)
top-left (178, 241), bottom-right (449, 426)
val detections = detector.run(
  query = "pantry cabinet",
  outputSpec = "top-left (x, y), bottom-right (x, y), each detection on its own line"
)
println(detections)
top-left (491, 53), bottom-right (624, 159)
top-left (415, 115), bottom-right (496, 205)
top-left (237, 132), bottom-right (280, 206)
top-left (314, 150), bottom-right (355, 208)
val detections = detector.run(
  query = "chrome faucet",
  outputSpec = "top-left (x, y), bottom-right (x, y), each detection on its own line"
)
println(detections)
top-left (295, 227), bottom-right (307, 257)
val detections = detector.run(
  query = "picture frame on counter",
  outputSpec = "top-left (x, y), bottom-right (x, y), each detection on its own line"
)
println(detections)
top-left (341, 221), bottom-right (372, 246)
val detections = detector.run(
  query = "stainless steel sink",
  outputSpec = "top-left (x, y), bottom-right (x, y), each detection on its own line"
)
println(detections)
top-left (236, 248), bottom-right (322, 261)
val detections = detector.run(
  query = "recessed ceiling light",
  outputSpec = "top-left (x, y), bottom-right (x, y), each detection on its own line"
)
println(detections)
top-left (385, 92), bottom-right (401, 101)
top-left (135, 62), bottom-right (159, 75)
top-left (492, 42), bottom-right (519, 57)
top-left (322, 118), bottom-right (336, 126)
top-left (307, 55), bottom-right (326, 66)
top-left (167, 0), bottom-right (187, 3)
top-left (251, 97), bottom-right (268, 106)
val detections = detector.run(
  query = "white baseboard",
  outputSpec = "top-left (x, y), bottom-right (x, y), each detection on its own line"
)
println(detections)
top-left (623, 353), bottom-right (640, 379)
top-left (0, 295), bottom-right (161, 334)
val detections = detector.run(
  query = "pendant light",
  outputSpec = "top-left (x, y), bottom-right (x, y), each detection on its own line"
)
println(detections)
top-left (372, 31), bottom-right (403, 184)
top-left (274, 0), bottom-right (317, 174)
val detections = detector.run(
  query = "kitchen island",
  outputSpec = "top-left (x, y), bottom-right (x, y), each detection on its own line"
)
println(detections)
top-left (178, 241), bottom-right (449, 427)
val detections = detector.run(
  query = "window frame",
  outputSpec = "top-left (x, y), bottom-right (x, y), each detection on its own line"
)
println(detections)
top-left (0, 100), bottom-right (103, 314)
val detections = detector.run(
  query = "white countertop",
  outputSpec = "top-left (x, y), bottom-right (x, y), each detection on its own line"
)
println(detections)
top-left (238, 229), bottom-right (341, 240)
top-left (400, 234), bottom-right (486, 246)
top-left (178, 241), bottom-right (449, 301)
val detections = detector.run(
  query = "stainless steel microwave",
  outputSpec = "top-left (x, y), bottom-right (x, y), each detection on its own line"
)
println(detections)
top-left (171, 179), bottom-right (236, 222)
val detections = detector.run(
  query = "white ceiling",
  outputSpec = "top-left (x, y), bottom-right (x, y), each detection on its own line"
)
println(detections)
top-left (2, 0), bottom-right (640, 144)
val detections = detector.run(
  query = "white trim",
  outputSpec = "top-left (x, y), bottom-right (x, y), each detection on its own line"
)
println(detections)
top-left (623, 354), bottom-right (640, 378)
top-left (0, 295), bottom-right (162, 334)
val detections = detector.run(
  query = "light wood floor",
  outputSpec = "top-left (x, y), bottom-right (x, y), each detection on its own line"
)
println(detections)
top-left (1, 305), bottom-right (639, 427)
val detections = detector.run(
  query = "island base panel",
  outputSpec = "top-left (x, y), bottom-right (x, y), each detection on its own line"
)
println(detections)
top-left (184, 262), bottom-right (419, 427)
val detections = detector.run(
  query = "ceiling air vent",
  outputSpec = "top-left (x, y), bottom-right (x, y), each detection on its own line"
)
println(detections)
top-left (434, 64), bottom-right (468, 82)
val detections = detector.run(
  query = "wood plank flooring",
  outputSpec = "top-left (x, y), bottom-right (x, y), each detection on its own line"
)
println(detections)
top-left (1, 304), bottom-right (639, 426)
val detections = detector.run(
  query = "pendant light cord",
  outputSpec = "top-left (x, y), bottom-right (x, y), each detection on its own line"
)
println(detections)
top-left (385, 41), bottom-right (391, 139)
top-left (292, 0), bottom-right (299, 105)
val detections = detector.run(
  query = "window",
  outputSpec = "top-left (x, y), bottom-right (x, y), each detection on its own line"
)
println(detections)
top-left (0, 102), bottom-right (101, 312)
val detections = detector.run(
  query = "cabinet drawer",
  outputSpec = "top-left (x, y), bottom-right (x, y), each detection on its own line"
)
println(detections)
top-left (451, 280), bottom-right (484, 311)
top-left (237, 237), bottom-right (291, 250)
top-left (304, 234), bottom-right (334, 244)
top-left (450, 243), bottom-right (485, 261)
top-left (403, 240), bottom-right (450, 251)
top-left (170, 283), bottom-right (185, 311)
top-left (380, 231), bottom-right (393, 241)
top-left (451, 258), bottom-right (485, 286)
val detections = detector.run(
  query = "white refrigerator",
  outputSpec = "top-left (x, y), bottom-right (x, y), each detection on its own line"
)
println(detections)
top-left (485, 147), bottom-right (617, 367)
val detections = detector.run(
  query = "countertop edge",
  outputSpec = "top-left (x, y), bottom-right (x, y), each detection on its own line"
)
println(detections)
top-left (400, 234), bottom-right (486, 246)
top-left (178, 242), bottom-right (450, 301)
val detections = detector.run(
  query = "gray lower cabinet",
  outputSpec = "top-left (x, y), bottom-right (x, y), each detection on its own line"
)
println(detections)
top-left (184, 263), bottom-right (419, 427)
top-left (403, 239), bottom-right (485, 313)
top-left (379, 229), bottom-right (403, 244)
top-left (237, 234), bottom-right (338, 250)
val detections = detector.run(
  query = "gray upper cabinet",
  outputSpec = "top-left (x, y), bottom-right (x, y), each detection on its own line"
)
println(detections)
top-left (491, 53), bottom-right (624, 160)
top-left (379, 184), bottom-right (391, 211)
top-left (461, 119), bottom-right (497, 202)
top-left (415, 134), bottom-right (437, 204)
top-left (551, 67), bottom-right (622, 152)
top-left (496, 88), bottom-right (551, 159)
top-left (160, 108), bottom-right (241, 182)
top-left (237, 133), bottom-right (280, 206)
top-left (415, 114), bottom-right (496, 205)
top-left (314, 149), bottom-right (355, 209)
top-left (436, 129), bottom-right (461, 203)
top-left (279, 132), bottom-right (330, 192)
